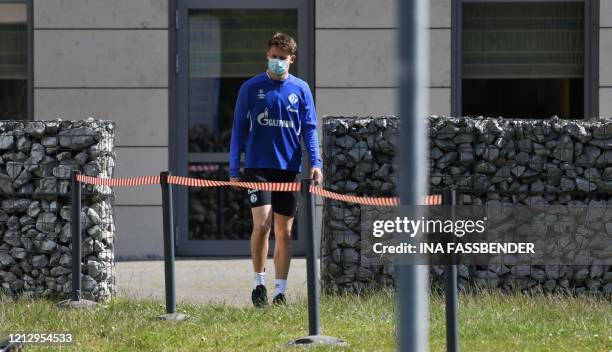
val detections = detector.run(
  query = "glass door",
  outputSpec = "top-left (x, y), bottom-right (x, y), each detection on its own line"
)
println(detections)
top-left (174, 0), bottom-right (311, 255)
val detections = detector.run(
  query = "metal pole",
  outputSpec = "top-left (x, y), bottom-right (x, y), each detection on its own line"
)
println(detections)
top-left (71, 170), bottom-right (82, 302)
top-left (154, 171), bottom-right (186, 321)
top-left (302, 178), bottom-right (320, 336)
top-left (59, 170), bottom-right (98, 308)
top-left (160, 171), bottom-right (176, 315)
top-left (287, 179), bottom-right (345, 346)
top-left (444, 189), bottom-right (459, 352)
top-left (398, 1), bottom-right (430, 352)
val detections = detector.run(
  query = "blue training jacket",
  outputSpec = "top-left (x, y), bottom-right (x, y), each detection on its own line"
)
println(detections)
top-left (229, 71), bottom-right (322, 178)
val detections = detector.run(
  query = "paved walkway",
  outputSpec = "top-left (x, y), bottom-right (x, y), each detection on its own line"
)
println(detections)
top-left (115, 258), bottom-right (308, 306)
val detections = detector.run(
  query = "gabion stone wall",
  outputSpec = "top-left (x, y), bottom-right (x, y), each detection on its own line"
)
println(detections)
top-left (0, 119), bottom-right (115, 301)
top-left (322, 116), bottom-right (612, 295)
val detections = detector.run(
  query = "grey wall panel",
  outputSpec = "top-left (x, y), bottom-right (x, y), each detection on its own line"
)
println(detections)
top-left (115, 205), bottom-right (164, 260)
top-left (600, 29), bottom-right (612, 86)
top-left (430, 0), bottom-right (451, 28)
top-left (114, 147), bottom-right (168, 206)
top-left (316, 88), bottom-right (398, 116)
top-left (35, 88), bottom-right (168, 146)
top-left (315, 0), bottom-right (398, 28)
top-left (600, 88), bottom-right (612, 117)
top-left (315, 28), bottom-right (449, 88)
top-left (34, 30), bottom-right (167, 87)
top-left (315, 29), bottom-right (398, 87)
top-left (601, 0), bottom-right (612, 27)
top-left (315, 88), bottom-right (448, 117)
top-left (429, 87), bottom-right (451, 116)
top-left (315, 0), bottom-right (451, 28)
top-left (34, 0), bottom-right (168, 29)
top-left (315, 0), bottom-right (449, 29)
top-left (429, 29), bottom-right (451, 87)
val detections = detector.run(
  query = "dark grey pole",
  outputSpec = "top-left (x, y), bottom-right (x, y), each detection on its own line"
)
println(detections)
top-left (58, 171), bottom-right (99, 308)
top-left (444, 189), bottom-right (459, 352)
top-left (155, 171), bottom-right (187, 320)
top-left (287, 179), bottom-right (346, 346)
top-left (398, 1), bottom-right (430, 352)
top-left (71, 170), bottom-right (82, 302)
top-left (302, 178), bottom-right (320, 335)
top-left (160, 171), bottom-right (176, 314)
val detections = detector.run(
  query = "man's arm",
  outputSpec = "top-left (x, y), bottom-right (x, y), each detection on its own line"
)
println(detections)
top-left (229, 84), bottom-right (249, 179)
top-left (301, 84), bottom-right (323, 184)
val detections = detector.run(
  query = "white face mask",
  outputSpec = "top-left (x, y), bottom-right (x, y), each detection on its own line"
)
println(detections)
top-left (268, 58), bottom-right (289, 76)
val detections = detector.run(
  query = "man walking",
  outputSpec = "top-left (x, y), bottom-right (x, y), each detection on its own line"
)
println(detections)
top-left (229, 33), bottom-right (323, 307)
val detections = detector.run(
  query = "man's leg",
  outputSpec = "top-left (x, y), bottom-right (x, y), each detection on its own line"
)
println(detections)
top-left (243, 169), bottom-right (274, 307)
top-left (251, 205), bottom-right (273, 273)
top-left (250, 204), bottom-right (272, 307)
top-left (273, 212), bottom-right (294, 279)
top-left (272, 212), bottom-right (294, 302)
top-left (269, 170), bottom-right (298, 303)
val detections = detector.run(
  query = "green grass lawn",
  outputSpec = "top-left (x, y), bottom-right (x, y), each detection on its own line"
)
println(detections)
top-left (0, 290), bottom-right (610, 351)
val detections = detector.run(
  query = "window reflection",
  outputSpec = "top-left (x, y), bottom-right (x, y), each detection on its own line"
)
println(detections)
top-left (187, 9), bottom-right (297, 153)
top-left (0, 4), bottom-right (27, 120)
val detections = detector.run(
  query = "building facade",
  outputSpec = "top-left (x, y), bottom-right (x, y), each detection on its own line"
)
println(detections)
top-left (0, 0), bottom-right (610, 259)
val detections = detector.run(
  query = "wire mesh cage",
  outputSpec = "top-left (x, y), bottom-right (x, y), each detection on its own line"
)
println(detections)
top-left (0, 119), bottom-right (116, 302)
top-left (322, 116), bottom-right (612, 296)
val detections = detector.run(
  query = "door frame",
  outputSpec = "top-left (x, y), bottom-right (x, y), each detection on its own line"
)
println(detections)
top-left (169, 0), bottom-right (314, 256)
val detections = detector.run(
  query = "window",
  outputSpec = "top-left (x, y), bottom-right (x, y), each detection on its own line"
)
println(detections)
top-left (0, 2), bottom-right (29, 120)
top-left (454, 1), bottom-right (597, 119)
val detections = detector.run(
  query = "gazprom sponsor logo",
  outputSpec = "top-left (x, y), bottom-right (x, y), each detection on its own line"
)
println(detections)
top-left (256, 108), bottom-right (294, 128)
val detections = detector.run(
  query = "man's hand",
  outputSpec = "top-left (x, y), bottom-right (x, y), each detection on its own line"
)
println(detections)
top-left (229, 176), bottom-right (242, 191)
top-left (310, 167), bottom-right (323, 186)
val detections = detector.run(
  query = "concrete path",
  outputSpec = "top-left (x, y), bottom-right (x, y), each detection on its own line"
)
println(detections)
top-left (115, 258), bottom-right (307, 306)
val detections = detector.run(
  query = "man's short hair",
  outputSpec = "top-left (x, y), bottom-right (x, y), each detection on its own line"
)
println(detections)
top-left (267, 32), bottom-right (297, 56)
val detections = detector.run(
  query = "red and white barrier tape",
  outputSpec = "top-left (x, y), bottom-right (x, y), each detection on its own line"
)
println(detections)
top-left (76, 175), bottom-right (160, 186)
top-left (425, 194), bottom-right (443, 205)
top-left (167, 175), bottom-right (302, 192)
top-left (309, 186), bottom-right (442, 206)
top-left (309, 185), bottom-right (399, 206)
top-left (75, 174), bottom-right (443, 206)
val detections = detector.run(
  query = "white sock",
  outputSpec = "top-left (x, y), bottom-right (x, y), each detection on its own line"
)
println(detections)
top-left (254, 272), bottom-right (266, 288)
top-left (274, 279), bottom-right (287, 296)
